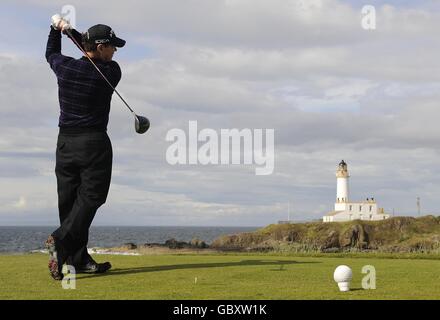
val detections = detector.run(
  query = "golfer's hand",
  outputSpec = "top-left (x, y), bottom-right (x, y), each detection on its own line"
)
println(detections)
top-left (51, 14), bottom-right (72, 31)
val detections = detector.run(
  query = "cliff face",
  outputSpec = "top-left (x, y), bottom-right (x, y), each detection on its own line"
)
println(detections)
top-left (211, 216), bottom-right (440, 253)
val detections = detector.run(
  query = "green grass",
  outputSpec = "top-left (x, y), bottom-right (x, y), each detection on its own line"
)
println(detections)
top-left (1, 253), bottom-right (439, 299)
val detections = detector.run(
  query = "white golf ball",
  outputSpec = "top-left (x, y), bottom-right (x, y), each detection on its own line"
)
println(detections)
top-left (334, 265), bottom-right (353, 282)
top-left (334, 265), bottom-right (353, 292)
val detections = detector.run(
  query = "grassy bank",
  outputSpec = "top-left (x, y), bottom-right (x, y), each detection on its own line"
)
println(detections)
top-left (211, 216), bottom-right (440, 253)
top-left (1, 252), bottom-right (439, 299)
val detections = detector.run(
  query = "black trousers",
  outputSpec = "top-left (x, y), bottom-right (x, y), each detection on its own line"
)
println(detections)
top-left (52, 130), bottom-right (112, 266)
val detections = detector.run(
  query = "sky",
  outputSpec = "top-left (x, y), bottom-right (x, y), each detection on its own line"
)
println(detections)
top-left (1, 0), bottom-right (439, 226)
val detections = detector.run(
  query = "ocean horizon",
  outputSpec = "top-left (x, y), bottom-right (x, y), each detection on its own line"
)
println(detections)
top-left (0, 226), bottom-right (261, 254)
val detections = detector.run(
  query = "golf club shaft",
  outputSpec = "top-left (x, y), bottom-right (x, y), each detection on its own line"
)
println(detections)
top-left (64, 28), bottom-right (136, 116)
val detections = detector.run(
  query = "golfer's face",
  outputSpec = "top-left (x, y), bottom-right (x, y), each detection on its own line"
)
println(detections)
top-left (99, 44), bottom-right (117, 62)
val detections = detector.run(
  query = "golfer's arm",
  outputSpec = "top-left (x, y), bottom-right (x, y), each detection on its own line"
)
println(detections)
top-left (105, 61), bottom-right (122, 88)
top-left (45, 26), bottom-right (73, 73)
top-left (45, 26), bottom-right (62, 62)
top-left (65, 28), bottom-right (85, 51)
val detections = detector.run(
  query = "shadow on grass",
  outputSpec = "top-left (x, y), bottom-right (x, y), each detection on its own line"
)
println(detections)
top-left (349, 288), bottom-right (365, 292)
top-left (80, 259), bottom-right (320, 279)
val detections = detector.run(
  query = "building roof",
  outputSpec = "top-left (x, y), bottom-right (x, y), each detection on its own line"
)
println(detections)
top-left (342, 201), bottom-right (377, 204)
top-left (324, 210), bottom-right (344, 217)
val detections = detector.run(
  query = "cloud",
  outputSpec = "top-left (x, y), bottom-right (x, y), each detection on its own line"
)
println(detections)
top-left (13, 196), bottom-right (27, 209)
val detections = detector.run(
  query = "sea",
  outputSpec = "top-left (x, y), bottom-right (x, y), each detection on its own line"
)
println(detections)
top-left (0, 226), bottom-right (259, 254)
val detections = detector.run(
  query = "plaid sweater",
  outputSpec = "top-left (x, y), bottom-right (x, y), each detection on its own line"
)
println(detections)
top-left (46, 26), bottom-right (121, 131)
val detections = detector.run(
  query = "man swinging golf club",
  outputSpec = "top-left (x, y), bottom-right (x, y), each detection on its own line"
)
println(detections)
top-left (45, 15), bottom-right (131, 280)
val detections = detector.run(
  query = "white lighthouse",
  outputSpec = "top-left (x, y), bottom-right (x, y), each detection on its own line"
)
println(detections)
top-left (335, 160), bottom-right (349, 211)
top-left (323, 160), bottom-right (390, 223)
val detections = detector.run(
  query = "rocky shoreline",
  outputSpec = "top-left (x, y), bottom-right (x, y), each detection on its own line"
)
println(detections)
top-left (89, 237), bottom-right (219, 255)
top-left (210, 216), bottom-right (440, 253)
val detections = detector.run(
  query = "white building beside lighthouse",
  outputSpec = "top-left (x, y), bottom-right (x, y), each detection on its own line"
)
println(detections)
top-left (323, 160), bottom-right (390, 223)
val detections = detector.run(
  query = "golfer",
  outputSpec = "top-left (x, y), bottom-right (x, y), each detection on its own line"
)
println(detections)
top-left (45, 16), bottom-right (126, 280)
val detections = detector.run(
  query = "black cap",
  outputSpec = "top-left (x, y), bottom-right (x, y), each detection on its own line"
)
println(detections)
top-left (85, 24), bottom-right (126, 48)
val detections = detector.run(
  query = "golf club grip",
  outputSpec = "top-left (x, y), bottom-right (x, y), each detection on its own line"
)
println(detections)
top-left (64, 29), bottom-right (135, 114)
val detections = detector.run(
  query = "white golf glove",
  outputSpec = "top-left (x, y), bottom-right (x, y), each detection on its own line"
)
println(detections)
top-left (51, 14), bottom-right (72, 31)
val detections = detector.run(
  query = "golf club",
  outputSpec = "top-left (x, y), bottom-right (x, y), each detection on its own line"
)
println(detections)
top-left (64, 28), bottom-right (150, 134)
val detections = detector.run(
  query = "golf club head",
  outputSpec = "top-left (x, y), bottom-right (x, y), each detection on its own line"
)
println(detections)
top-left (135, 115), bottom-right (150, 134)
